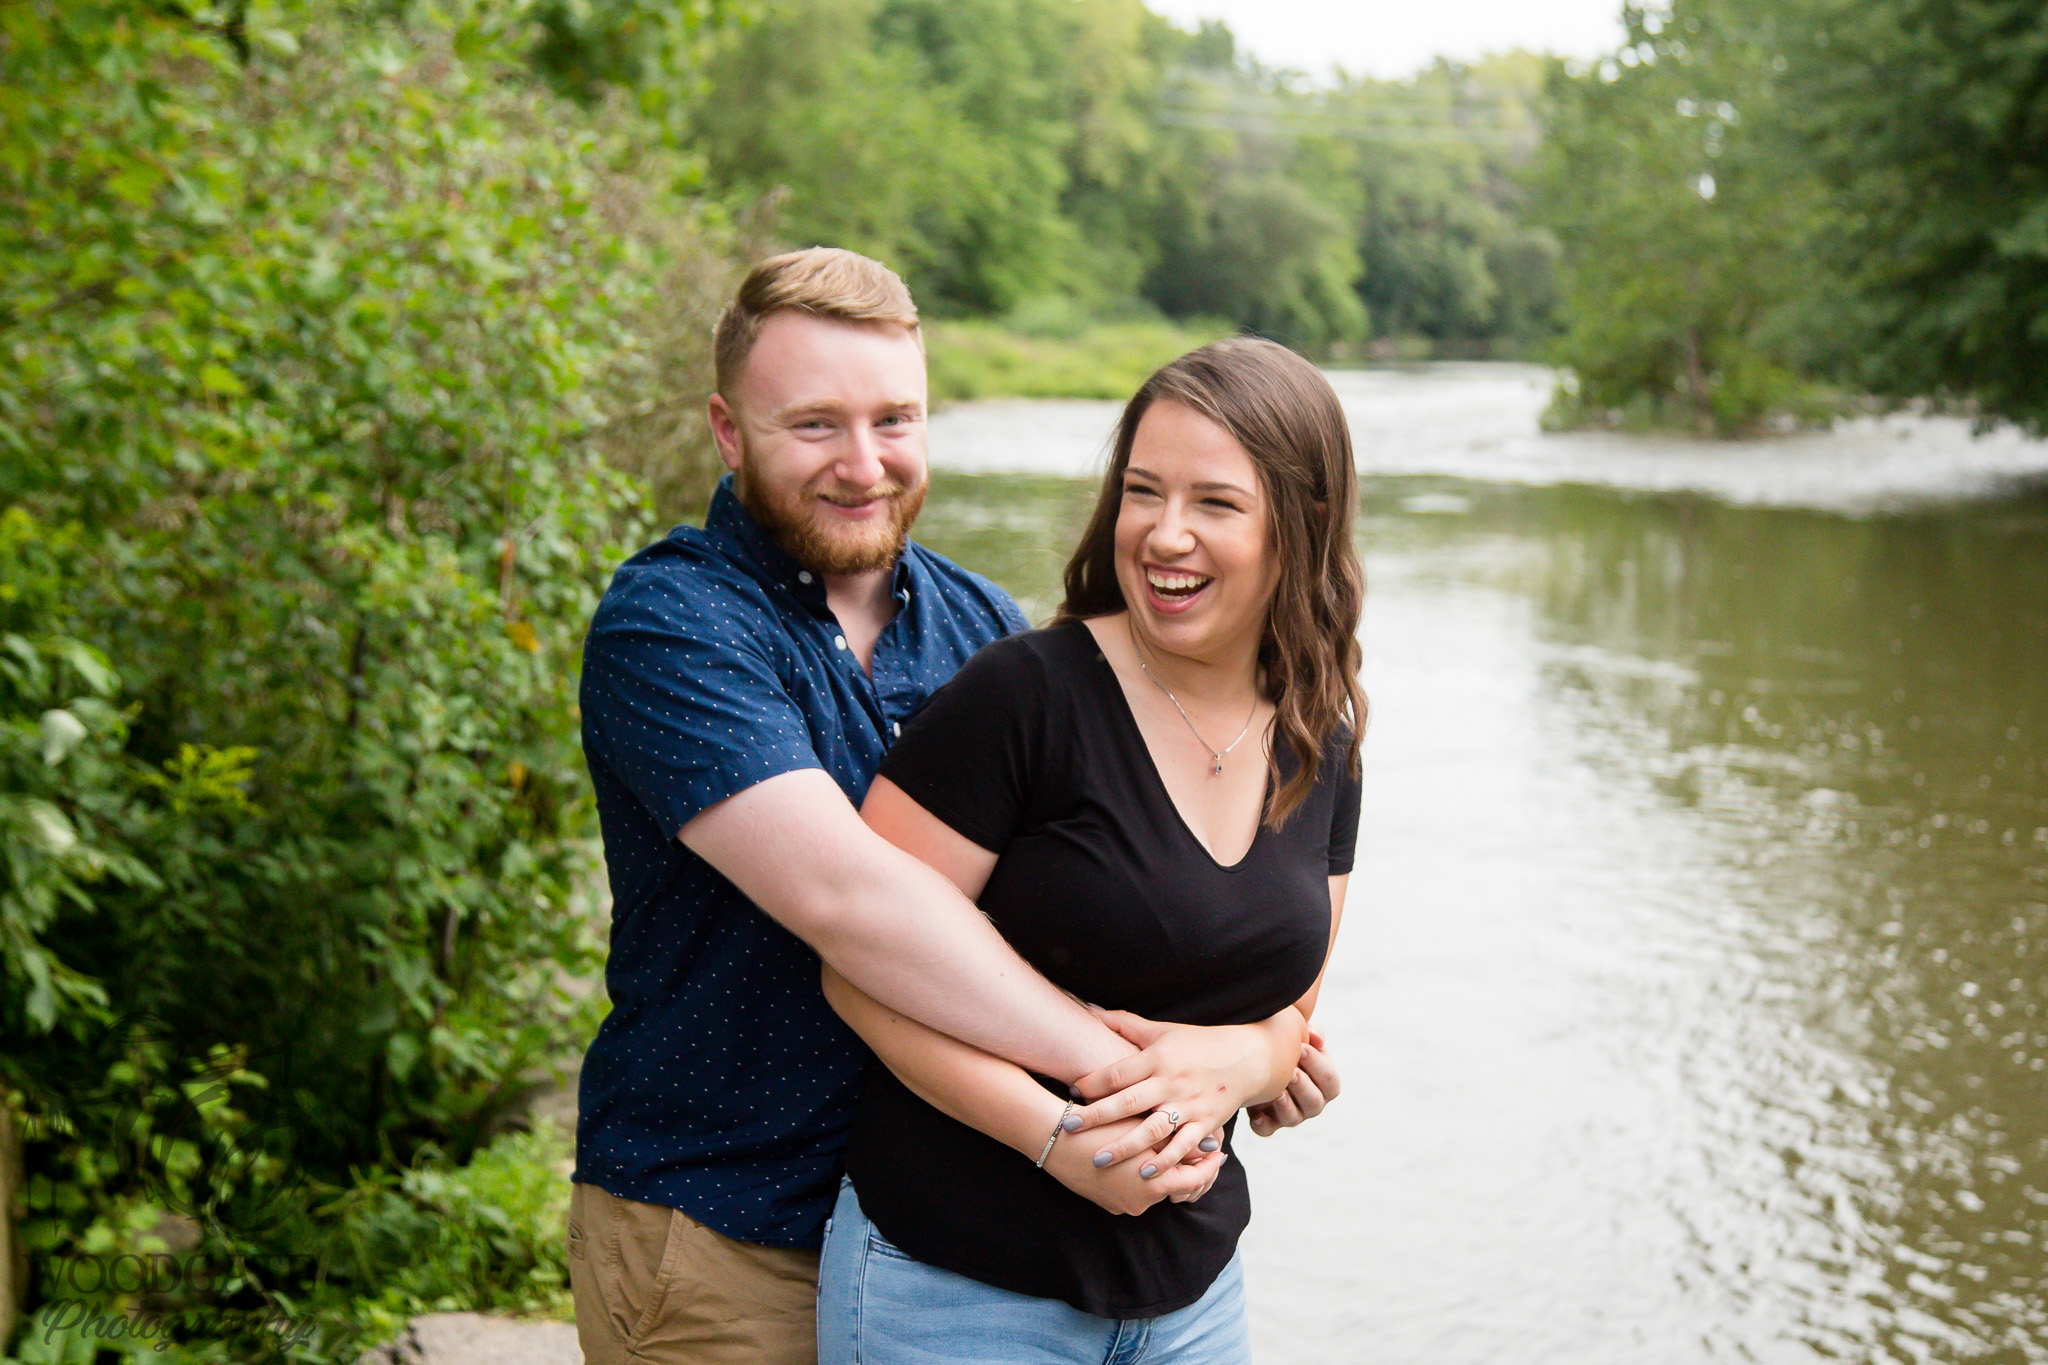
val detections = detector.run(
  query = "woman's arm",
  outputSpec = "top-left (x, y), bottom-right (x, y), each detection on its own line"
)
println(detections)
top-left (822, 967), bottom-right (1223, 1214)
top-left (847, 779), bottom-right (1223, 1211)
top-left (1295, 873), bottom-right (1348, 1021)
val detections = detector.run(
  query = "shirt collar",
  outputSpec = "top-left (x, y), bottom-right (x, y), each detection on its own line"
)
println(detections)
top-left (702, 473), bottom-right (918, 612)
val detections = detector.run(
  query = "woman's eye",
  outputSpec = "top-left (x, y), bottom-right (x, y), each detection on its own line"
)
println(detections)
top-left (1123, 485), bottom-right (1160, 500)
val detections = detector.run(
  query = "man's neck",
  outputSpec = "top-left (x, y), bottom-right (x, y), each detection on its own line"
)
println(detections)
top-left (823, 564), bottom-right (899, 674)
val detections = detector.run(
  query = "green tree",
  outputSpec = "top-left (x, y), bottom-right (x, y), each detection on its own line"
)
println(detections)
top-left (1140, 44), bottom-right (1368, 349)
top-left (1787, 0), bottom-right (2048, 431)
top-left (1528, 2), bottom-right (1837, 434)
top-left (689, 0), bottom-right (1084, 313)
top-left (1342, 55), bottom-right (1560, 350)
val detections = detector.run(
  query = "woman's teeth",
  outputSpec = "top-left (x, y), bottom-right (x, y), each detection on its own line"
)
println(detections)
top-left (1147, 570), bottom-right (1212, 600)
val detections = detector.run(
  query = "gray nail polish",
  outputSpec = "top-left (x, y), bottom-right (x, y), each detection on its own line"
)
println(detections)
top-left (1199, 1136), bottom-right (1220, 1153)
top-left (1062, 1114), bottom-right (1083, 1132)
top-left (1140, 1163), bottom-right (1158, 1179)
top-left (1093, 1150), bottom-right (1114, 1168)
top-left (1068, 1085), bottom-right (1083, 1100)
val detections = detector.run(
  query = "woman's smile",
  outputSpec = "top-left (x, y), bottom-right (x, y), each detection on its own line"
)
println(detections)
top-left (1142, 564), bottom-right (1215, 613)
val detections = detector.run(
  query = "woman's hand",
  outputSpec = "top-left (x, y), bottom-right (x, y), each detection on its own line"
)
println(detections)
top-left (1041, 1113), bottom-right (1228, 1215)
top-left (1065, 1007), bottom-right (1307, 1173)
top-left (1247, 1025), bottom-right (1340, 1136)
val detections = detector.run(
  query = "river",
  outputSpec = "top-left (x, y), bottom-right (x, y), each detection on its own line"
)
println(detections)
top-left (914, 363), bottom-right (2048, 1365)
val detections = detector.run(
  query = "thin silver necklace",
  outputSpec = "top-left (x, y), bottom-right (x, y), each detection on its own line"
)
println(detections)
top-left (1127, 617), bottom-right (1259, 777)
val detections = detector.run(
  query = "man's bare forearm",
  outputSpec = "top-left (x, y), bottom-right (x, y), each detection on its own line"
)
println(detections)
top-left (799, 830), bottom-right (1131, 1080)
top-left (680, 770), bottom-right (1131, 1081)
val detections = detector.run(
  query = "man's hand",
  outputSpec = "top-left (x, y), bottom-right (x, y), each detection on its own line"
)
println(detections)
top-left (1247, 1025), bottom-right (1340, 1136)
top-left (1065, 1007), bottom-right (1307, 1173)
top-left (1041, 1113), bottom-right (1227, 1215)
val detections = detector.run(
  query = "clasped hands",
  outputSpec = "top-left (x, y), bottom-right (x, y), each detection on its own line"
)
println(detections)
top-left (1039, 1009), bottom-right (1342, 1216)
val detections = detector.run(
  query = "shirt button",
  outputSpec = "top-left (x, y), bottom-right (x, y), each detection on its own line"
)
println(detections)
top-left (798, 571), bottom-right (813, 584)
top-left (834, 635), bottom-right (847, 650)
top-left (892, 722), bottom-right (902, 738)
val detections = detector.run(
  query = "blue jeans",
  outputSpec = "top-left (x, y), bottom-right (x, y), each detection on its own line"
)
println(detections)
top-left (817, 1178), bottom-right (1252, 1365)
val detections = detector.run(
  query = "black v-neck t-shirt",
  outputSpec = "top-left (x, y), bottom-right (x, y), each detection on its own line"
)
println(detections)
top-left (844, 619), bottom-right (1361, 1319)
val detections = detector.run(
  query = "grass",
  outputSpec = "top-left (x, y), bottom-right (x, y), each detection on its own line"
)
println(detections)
top-left (926, 314), bottom-right (1231, 404)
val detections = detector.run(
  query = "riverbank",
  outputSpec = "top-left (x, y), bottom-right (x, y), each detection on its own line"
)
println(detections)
top-left (924, 316), bottom-right (1229, 403)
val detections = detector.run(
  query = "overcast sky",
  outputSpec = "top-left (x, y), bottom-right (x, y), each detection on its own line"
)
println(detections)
top-left (1145, 0), bottom-right (1628, 81)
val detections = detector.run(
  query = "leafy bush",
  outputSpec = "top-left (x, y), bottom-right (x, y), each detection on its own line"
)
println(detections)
top-left (304, 1124), bottom-right (577, 1351)
top-left (0, 2), bottom-right (736, 1354)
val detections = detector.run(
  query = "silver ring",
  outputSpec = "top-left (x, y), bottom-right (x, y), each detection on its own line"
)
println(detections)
top-left (1164, 1109), bottom-right (1181, 1127)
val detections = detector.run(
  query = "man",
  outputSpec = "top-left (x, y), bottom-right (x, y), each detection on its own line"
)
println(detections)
top-left (568, 249), bottom-right (1336, 1365)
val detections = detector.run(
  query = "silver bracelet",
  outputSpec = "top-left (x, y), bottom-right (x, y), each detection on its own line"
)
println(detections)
top-left (1036, 1101), bottom-right (1077, 1168)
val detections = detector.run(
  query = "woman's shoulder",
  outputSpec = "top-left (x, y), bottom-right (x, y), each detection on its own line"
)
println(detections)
top-left (1317, 719), bottom-right (1360, 772)
top-left (952, 618), bottom-right (1102, 693)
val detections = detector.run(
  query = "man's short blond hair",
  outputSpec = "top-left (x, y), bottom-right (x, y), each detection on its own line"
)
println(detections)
top-left (712, 247), bottom-right (922, 400)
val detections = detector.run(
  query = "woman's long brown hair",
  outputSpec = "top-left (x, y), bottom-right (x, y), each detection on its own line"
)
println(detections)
top-left (1057, 337), bottom-right (1366, 827)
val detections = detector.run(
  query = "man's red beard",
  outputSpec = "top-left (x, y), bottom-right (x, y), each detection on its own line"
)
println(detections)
top-left (735, 456), bottom-right (927, 576)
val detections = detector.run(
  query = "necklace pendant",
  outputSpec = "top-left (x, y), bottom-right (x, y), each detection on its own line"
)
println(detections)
top-left (1211, 757), bottom-right (1224, 776)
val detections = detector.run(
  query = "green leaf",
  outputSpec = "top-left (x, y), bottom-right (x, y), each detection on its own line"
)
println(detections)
top-left (198, 362), bottom-right (246, 396)
top-left (39, 707), bottom-right (87, 764)
top-left (387, 1030), bottom-right (423, 1082)
top-left (105, 159), bottom-right (165, 208)
top-left (25, 800), bottom-right (78, 855)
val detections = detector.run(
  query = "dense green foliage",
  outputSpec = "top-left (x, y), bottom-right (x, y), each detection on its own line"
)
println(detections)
top-left (0, 1), bottom-right (738, 1356)
top-left (689, 1), bottom-right (1555, 355)
top-left (1532, 0), bottom-right (2048, 434)
top-left (1341, 56), bottom-right (1562, 352)
top-left (1789, 0), bottom-right (2048, 430)
top-left (1529, 1), bottom-right (1840, 433)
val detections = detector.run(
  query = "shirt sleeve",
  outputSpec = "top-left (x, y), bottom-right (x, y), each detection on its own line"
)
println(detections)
top-left (1327, 746), bottom-right (1362, 876)
top-left (580, 571), bottom-right (823, 839)
top-left (876, 632), bottom-right (1048, 854)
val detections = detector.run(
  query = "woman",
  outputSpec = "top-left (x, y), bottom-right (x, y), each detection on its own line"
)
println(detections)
top-left (818, 338), bottom-right (1365, 1363)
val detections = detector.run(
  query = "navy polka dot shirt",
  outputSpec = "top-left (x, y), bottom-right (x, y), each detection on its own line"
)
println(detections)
top-left (574, 474), bottom-right (1028, 1249)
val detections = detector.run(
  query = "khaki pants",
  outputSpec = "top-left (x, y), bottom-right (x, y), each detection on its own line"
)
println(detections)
top-left (566, 1182), bottom-right (821, 1365)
